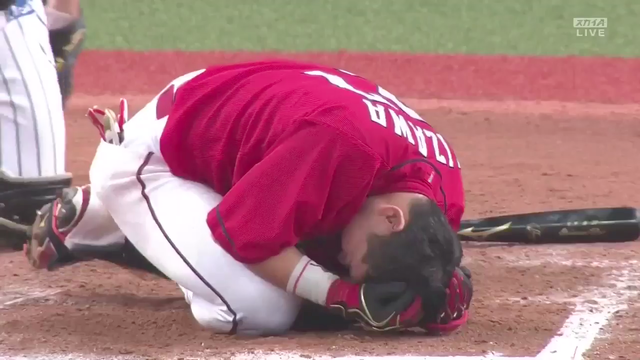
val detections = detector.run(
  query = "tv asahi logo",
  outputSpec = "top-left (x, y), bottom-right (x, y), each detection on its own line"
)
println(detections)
top-left (573, 18), bottom-right (607, 37)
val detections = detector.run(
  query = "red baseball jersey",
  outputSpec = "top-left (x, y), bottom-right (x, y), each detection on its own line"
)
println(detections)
top-left (159, 61), bottom-right (465, 264)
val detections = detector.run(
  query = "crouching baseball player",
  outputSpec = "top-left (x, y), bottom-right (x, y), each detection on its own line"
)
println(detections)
top-left (22, 61), bottom-right (473, 335)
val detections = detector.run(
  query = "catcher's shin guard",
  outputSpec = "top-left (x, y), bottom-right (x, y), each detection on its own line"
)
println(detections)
top-left (0, 172), bottom-right (72, 250)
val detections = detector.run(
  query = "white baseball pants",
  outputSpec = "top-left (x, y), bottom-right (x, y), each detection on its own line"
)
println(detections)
top-left (68, 71), bottom-right (301, 335)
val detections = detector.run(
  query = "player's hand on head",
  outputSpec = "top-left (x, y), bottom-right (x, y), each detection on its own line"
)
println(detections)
top-left (325, 279), bottom-right (424, 331)
top-left (421, 266), bottom-right (473, 334)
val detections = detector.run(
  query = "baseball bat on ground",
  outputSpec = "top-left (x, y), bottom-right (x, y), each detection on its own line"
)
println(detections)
top-left (458, 207), bottom-right (640, 244)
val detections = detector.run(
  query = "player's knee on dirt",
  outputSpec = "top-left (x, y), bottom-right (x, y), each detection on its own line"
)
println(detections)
top-left (184, 287), bottom-right (302, 336)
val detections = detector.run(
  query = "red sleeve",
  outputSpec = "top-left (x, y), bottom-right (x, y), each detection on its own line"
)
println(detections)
top-left (208, 121), bottom-right (385, 264)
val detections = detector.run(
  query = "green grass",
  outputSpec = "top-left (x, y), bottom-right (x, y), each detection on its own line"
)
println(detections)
top-left (82, 0), bottom-right (640, 56)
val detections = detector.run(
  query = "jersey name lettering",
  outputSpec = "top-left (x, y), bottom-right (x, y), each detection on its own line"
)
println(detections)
top-left (305, 70), bottom-right (460, 169)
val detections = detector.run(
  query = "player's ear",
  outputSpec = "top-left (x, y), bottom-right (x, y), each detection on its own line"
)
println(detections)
top-left (376, 204), bottom-right (406, 232)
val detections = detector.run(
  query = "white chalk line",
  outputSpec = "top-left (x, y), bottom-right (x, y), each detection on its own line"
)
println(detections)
top-left (0, 288), bottom-right (62, 309)
top-left (0, 260), bottom-right (636, 360)
top-left (534, 268), bottom-right (639, 360)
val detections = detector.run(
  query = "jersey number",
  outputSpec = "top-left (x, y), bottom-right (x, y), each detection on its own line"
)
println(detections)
top-left (305, 70), bottom-right (460, 169)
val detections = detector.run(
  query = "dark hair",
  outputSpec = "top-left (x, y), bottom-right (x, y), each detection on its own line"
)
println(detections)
top-left (363, 199), bottom-right (463, 321)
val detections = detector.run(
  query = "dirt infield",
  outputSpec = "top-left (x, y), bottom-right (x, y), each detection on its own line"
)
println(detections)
top-left (2, 53), bottom-right (640, 359)
top-left (0, 96), bottom-right (638, 360)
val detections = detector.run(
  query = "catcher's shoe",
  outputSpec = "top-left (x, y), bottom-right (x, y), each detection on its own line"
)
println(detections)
top-left (24, 186), bottom-right (90, 270)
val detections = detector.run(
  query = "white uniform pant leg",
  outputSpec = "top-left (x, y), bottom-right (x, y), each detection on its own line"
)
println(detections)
top-left (0, 1), bottom-right (65, 177)
top-left (88, 85), bottom-right (301, 335)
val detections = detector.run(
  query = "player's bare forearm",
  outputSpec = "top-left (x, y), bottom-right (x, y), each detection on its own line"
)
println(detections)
top-left (247, 246), bottom-right (304, 290)
top-left (248, 246), bottom-right (338, 305)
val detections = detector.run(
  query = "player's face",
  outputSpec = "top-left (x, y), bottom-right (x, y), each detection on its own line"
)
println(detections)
top-left (341, 199), bottom-right (407, 282)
